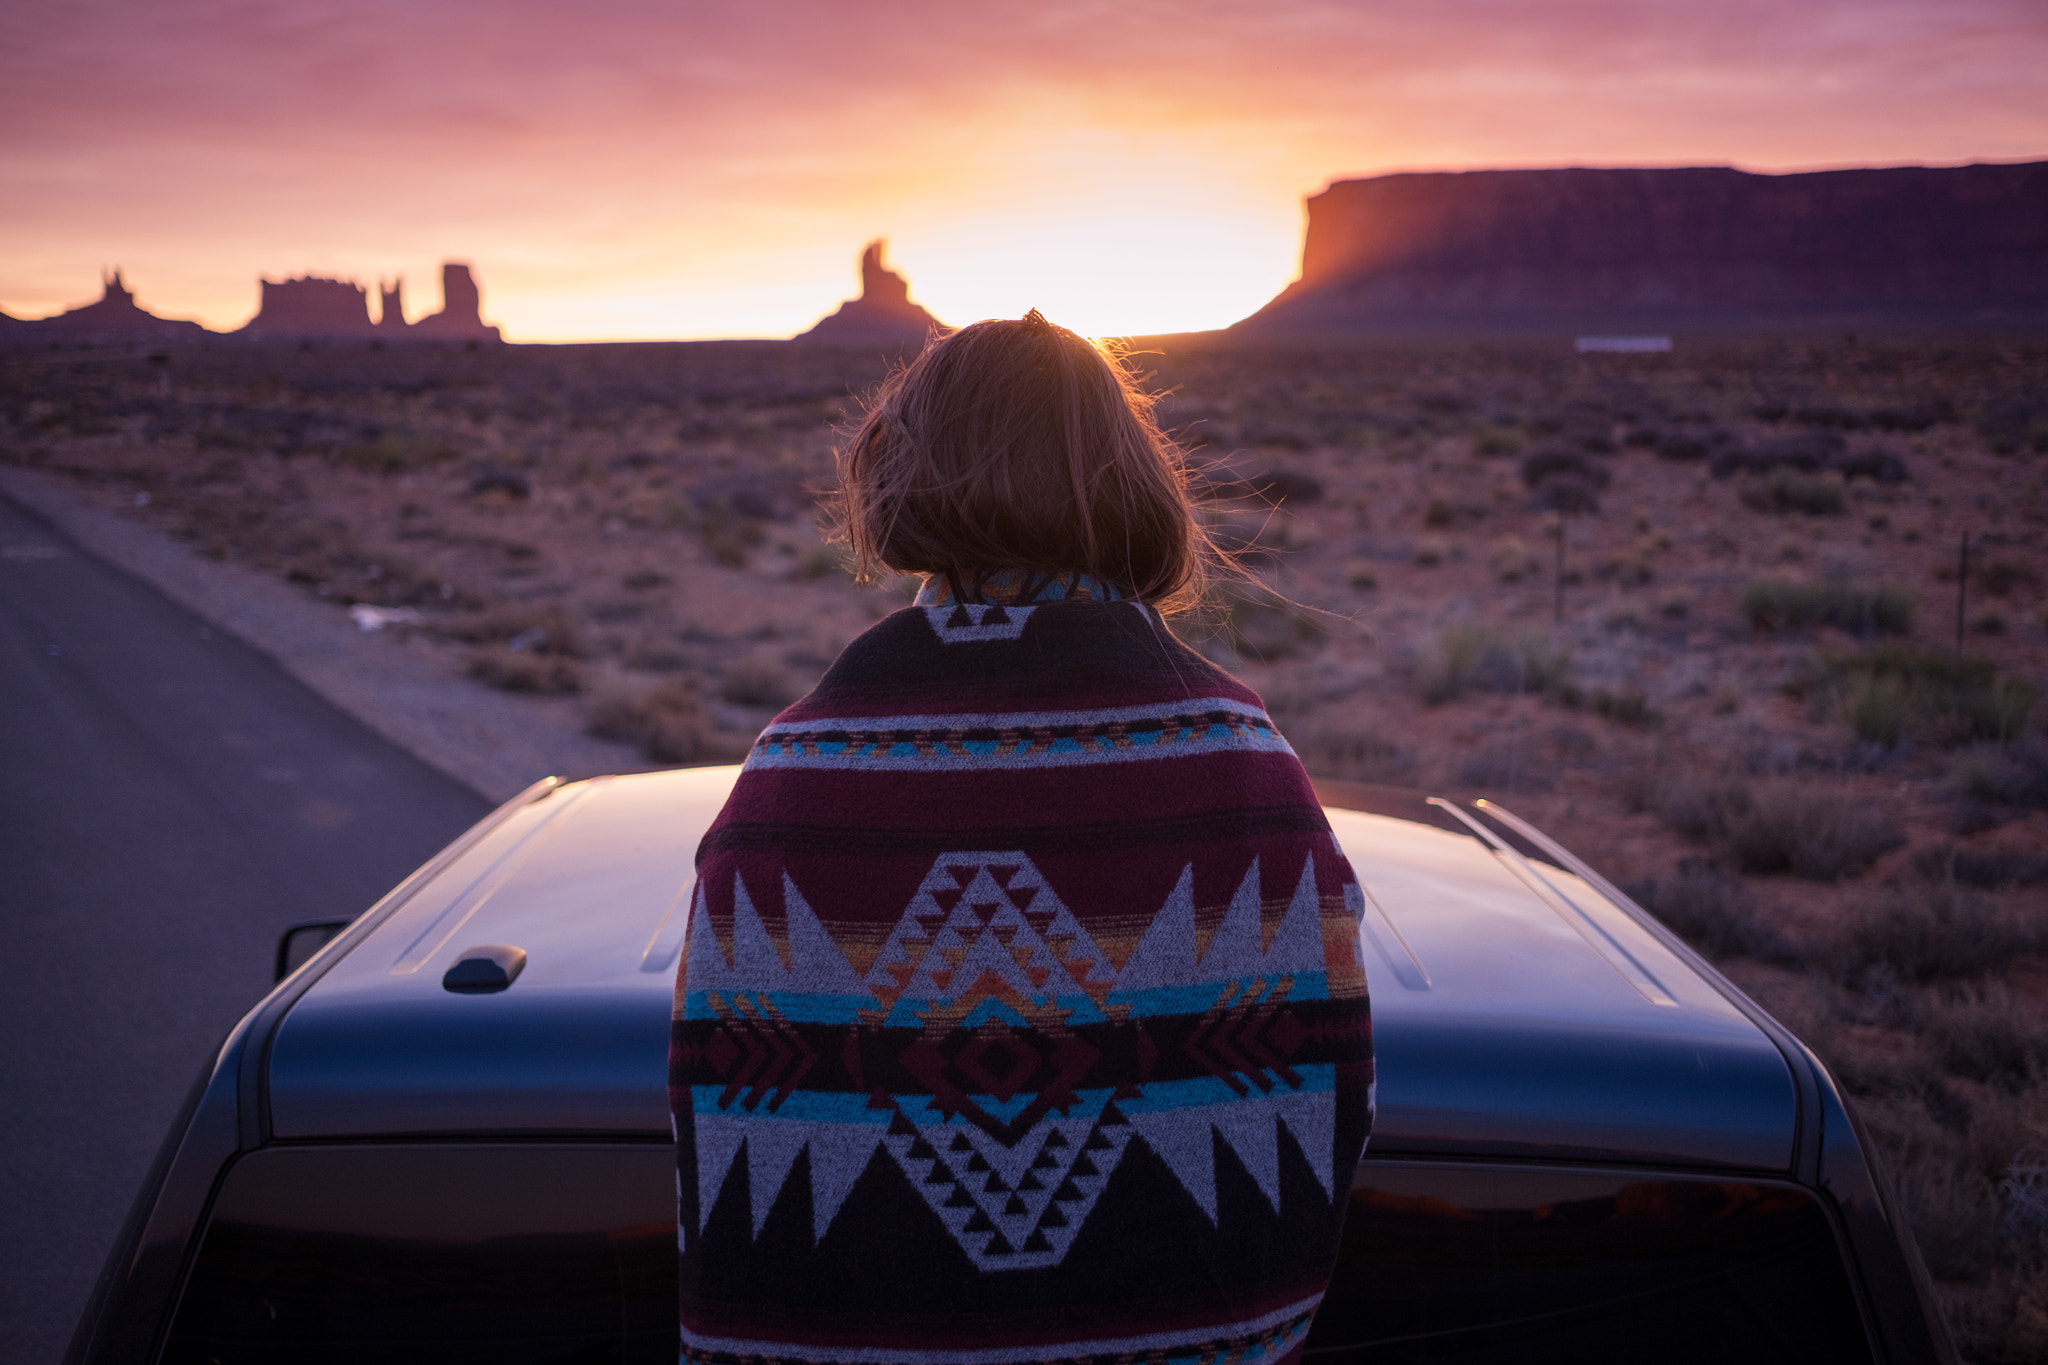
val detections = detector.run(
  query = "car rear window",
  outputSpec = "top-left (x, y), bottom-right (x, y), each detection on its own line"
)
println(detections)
top-left (1305, 1161), bottom-right (1874, 1364)
top-left (163, 1144), bottom-right (674, 1365)
top-left (165, 1148), bottom-right (1872, 1365)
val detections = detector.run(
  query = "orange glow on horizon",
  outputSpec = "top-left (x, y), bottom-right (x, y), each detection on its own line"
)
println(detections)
top-left (4, 1), bottom-right (2044, 342)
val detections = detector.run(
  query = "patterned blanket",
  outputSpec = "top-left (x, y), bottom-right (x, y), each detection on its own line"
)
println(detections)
top-left (671, 580), bottom-right (1375, 1365)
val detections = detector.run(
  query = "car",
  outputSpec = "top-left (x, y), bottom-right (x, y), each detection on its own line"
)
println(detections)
top-left (66, 766), bottom-right (1956, 1365)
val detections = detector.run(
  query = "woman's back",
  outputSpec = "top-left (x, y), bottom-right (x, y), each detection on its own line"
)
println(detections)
top-left (670, 317), bottom-right (1373, 1365)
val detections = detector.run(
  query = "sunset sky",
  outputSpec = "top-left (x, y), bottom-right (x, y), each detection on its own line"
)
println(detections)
top-left (4, 0), bottom-right (2043, 341)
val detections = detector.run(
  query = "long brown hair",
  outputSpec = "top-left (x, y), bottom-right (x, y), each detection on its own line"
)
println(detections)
top-left (837, 312), bottom-right (1210, 611)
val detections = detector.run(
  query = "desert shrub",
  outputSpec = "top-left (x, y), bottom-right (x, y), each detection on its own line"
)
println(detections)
top-left (1515, 448), bottom-right (1605, 511)
top-left (1951, 741), bottom-right (2048, 813)
top-left (1792, 403), bottom-right (1871, 430)
top-left (437, 604), bottom-right (583, 656)
top-left (1711, 430), bottom-right (1846, 478)
top-left (1978, 400), bottom-right (2048, 457)
top-left (1471, 424), bottom-right (1525, 457)
top-left (467, 467), bottom-right (532, 498)
top-left (1653, 430), bottom-right (1710, 461)
top-left (1790, 645), bottom-right (2035, 747)
top-left (1739, 468), bottom-right (1847, 515)
top-left (1590, 687), bottom-right (1658, 727)
top-left (1625, 858), bottom-right (1798, 962)
top-left (1868, 400), bottom-right (1955, 433)
top-left (1518, 448), bottom-right (1611, 489)
top-left (1654, 776), bottom-right (1901, 880)
top-left (1831, 448), bottom-right (1911, 484)
top-left (1739, 577), bottom-right (1914, 635)
top-left (335, 429), bottom-right (462, 473)
top-left (1913, 844), bottom-right (2048, 890)
top-left (1290, 725), bottom-right (1416, 785)
top-left (1193, 578), bottom-right (1324, 662)
top-left (1195, 469), bottom-right (1326, 504)
top-left (586, 675), bottom-right (733, 763)
top-left (1978, 559), bottom-right (2043, 597)
top-left (1826, 878), bottom-right (2039, 985)
top-left (718, 662), bottom-right (796, 708)
top-left (1923, 983), bottom-right (2048, 1089)
top-left (1413, 623), bottom-right (1572, 705)
top-left (1893, 1146), bottom-right (2004, 1281)
top-left (466, 648), bottom-right (581, 694)
top-left (1488, 536), bottom-right (1542, 583)
top-left (702, 517), bottom-right (766, 568)
top-left (1533, 476), bottom-right (1602, 513)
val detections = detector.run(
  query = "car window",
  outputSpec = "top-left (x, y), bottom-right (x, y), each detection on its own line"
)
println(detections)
top-left (163, 1144), bottom-right (674, 1365)
top-left (1305, 1162), bottom-right (1873, 1364)
top-left (166, 1148), bottom-right (1872, 1365)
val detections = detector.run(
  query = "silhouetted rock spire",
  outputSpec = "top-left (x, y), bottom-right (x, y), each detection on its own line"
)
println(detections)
top-left (378, 278), bottom-right (406, 330)
top-left (412, 262), bottom-right (500, 340)
top-left (799, 240), bottom-right (944, 343)
top-left (1, 270), bottom-right (210, 344)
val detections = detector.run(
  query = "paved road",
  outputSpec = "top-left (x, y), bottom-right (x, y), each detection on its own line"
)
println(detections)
top-left (0, 493), bottom-right (490, 1364)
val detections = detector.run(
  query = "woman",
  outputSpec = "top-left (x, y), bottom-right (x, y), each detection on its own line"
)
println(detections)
top-left (671, 312), bottom-right (1374, 1365)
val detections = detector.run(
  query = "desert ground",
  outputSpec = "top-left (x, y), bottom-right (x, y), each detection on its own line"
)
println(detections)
top-left (4, 330), bottom-right (2045, 1359)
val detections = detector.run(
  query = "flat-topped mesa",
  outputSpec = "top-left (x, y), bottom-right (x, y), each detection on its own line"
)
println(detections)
top-left (242, 276), bottom-right (377, 337)
top-left (411, 262), bottom-right (501, 341)
top-left (1235, 161), bottom-right (2048, 335)
top-left (798, 240), bottom-right (945, 343)
top-left (2, 270), bottom-right (211, 344)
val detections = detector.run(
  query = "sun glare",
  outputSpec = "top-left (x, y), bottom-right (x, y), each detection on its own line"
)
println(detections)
top-left (898, 209), bottom-right (1300, 338)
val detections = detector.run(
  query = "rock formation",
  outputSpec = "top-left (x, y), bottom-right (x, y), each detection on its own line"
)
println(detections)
top-left (410, 262), bottom-right (501, 340)
top-left (241, 275), bottom-right (377, 337)
top-left (798, 241), bottom-right (944, 343)
top-left (0, 271), bottom-right (211, 345)
top-left (378, 278), bottom-right (406, 330)
top-left (1235, 161), bottom-right (2048, 335)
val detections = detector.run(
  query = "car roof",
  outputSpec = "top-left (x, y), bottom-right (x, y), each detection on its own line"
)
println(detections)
top-left (268, 766), bottom-right (1794, 1172)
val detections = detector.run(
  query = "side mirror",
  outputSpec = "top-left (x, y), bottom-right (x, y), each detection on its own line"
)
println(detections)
top-left (275, 919), bottom-right (354, 981)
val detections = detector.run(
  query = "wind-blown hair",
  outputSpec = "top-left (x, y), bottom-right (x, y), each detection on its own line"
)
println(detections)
top-left (837, 311), bottom-right (1208, 611)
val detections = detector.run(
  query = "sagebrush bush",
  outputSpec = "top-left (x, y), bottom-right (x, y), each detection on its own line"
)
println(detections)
top-left (1289, 725), bottom-right (1416, 785)
top-left (586, 675), bottom-right (734, 763)
top-left (1653, 776), bottom-right (1901, 880)
top-left (1791, 645), bottom-right (2035, 747)
top-left (1739, 468), bottom-right (1847, 515)
top-left (1194, 579), bottom-right (1325, 662)
top-left (465, 647), bottom-right (581, 695)
top-left (1740, 577), bottom-right (1915, 635)
top-left (1827, 878), bottom-right (2039, 985)
top-left (717, 663), bottom-right (797, 708)
top-left (1952, 741), bottom-right (2048, 811)
top-left (438, 603), bottom-right (584, 656)
top-left (1625, 858), bottom-right (1799, 962)
top-left (1413, 623), bottom-right (1572, 705)
top-left (1923, 983), bottom-right (2048, 1090)
top-left (1913, 844), bottom-right (2048, 889)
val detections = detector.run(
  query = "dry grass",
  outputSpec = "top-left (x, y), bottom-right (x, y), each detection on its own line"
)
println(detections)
top-left (585, 675), bottom-right (745, 763)
top-left (1625, 858), bottom-right (1799, 962)
top-left (464, 647), bottom-right (581, 694)
top-left (1651, 775), bottom-right (1903, 880)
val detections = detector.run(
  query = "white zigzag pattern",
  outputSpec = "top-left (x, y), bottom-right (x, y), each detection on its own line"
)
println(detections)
top-left (684, 854), bottom-right (1344, 1259)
